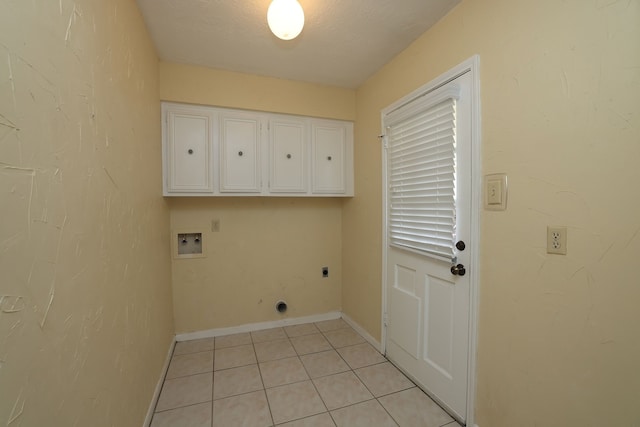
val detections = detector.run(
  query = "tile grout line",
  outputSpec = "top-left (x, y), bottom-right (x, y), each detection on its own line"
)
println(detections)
top-left (149, 339), bottom-right (179, 424)
top-left (264, 332), bottom-right (321, 425)
top-left (153, 401), bottom-right (213, 415)
top-left (172, 348), bottom-right (214, 357)
top-left (297, 337), bottom-right (328, 419)
top-left (253, 321), bottom-right (355, 425)
top-left (280, 321), bottom-right (338, 425)
top-left (251, 331), bottom-right (276, 427)
top-left (375, 395), bottom-right (402, 427)
top-left (350, 349), bottom-right (419, 426)
top-left (313, 321), bottom-right (380, 425)
top-left (316, 319), bottom-right (415, 426)
top-left (210, 340), bottom-right (215, 427)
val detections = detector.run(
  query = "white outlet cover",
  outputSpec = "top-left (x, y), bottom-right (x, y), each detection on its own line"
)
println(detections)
top-left (547, 226), bottom-right (567, 255)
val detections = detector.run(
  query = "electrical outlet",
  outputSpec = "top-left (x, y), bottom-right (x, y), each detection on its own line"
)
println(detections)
top-left (547, 226), bottom-right (567, 255)
top-left (322, 267), bottom-right (329, 278)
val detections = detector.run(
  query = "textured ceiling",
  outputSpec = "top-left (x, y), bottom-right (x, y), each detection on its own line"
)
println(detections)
top-left (136, 0), bottom-right (461, 89)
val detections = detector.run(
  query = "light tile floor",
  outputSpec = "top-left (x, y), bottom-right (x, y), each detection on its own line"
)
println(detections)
top-left (151, 318), bottom-right (462, 427)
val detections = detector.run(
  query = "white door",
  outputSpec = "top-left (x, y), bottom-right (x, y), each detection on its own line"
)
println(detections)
top-left (311, 122), bottom-right (346, 194)
top-left (165, 108), bottom-right (213, 193)
top-left (270, 118), bottom-right (307, 193)
top-left (384, 70), bottom-right (475, 422)
top-left (220, 112), bottom-right (262, 193)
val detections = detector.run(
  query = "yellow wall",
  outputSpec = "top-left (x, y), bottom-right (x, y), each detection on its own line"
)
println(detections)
top-left (160, 62), bottom-right (356, 121)
top-left (160, 63), bottom-right (356, 333)
top-left (0, 1), bottom-right (174, 426)
top-left (168, 198), bottom-right (343, 332)
top-left (345, 0), bottom-right (640, 425)
top-left (6, 1), bottom-right (633, 424)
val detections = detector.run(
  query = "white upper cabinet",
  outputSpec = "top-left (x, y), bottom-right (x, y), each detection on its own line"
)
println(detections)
top-left (220, 111), bottom-right (262, 193)
top-left (162, 102), bottom-right (353, 197)
top-left (312, 122), bottom-right (348, 194)
top-left (269, 118), bottom-right (307, 193)
top-left (163, 105), bottom-right (214, 194)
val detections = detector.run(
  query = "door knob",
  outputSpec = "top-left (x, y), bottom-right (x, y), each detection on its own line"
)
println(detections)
top-left (456, 240), bottom-right (466, 251)
top-left (451, 264), bottom-right (466, 276)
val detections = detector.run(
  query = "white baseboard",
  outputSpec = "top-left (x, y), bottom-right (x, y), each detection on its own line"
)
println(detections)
top-left (340, 313), bottom-right (382, 353)
top-left (143, 337), bottom-right (176, 427)
top-left (175, 311), bottom-right (342, 342)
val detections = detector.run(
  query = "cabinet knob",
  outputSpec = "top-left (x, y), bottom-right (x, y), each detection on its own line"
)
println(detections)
top-left (238, 151), bottom-right (243, 157)
top-left (327, 156), bottom-right (332, 161)
top-left (188, 149), bottom-right (194, 155)
top-left (286, 154), bottom-right (292, 159)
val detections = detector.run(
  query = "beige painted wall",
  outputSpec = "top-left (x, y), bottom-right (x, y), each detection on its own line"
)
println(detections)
top-left (160, 62), bottom-right (356, 121)
top-left (169, 198), bottom-right (343, 332)
top-left (345, 0), bottom-right (640, 425)
top-left (161, 63), bottom-right (355, 333)
top-left (0, 1), bottom-right (174, 426)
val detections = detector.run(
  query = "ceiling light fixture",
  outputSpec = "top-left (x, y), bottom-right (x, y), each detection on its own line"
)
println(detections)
top-left (267, 0), bottom-right (305, 41)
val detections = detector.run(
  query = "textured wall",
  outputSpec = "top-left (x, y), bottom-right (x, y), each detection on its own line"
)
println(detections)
top-left (0, 1), bottom-right (174, 426)
top-left (169, 198), bottom-right (342, 333)
top-left (160, 63), bottom-right (355, 333)
top-left (346, 0), bottom-right (640, 425)
top-left (160, 62), bottom-right (356, 121)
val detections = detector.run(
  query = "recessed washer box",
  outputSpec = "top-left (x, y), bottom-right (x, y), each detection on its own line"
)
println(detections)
top-left (172, 230), bottom-right (206, 259)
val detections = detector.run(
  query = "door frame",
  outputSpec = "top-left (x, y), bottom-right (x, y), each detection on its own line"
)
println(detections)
top-left (380, 55), bottom-right (481, 426)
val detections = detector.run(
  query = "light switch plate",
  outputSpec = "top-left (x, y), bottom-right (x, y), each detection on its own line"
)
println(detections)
top-left (487, 180), bottom-right (502, 204)
top-left (485, 173), bottom-right (508, 211)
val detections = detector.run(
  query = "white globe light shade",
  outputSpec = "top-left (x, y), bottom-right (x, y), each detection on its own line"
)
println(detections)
top-left (267, 0), bottom-right (305, 40)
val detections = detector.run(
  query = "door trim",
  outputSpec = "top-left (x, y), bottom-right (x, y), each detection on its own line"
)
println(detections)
top-left (380, 55), bottom-right (481, 426)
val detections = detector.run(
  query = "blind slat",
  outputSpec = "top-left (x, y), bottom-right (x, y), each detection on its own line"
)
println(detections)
top-left (387, 97), bottom-right (458, 260)
top-left (391, 123), bottom-right (455, 149)
top-left (391, 163), bottom-right (454, 178)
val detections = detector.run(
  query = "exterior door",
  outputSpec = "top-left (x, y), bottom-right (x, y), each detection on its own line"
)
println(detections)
top-left (384, 70), bottom-right (474, 422)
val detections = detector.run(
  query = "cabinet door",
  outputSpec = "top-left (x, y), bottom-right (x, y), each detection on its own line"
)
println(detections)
top-left (270, 119), bottom-right (306, 193)
top-left (312, 124), bottom-right (346, 194)
top-left (220, 113), bottom-right (261, 193)
top-left (166, 110), bottom-right (213, 193)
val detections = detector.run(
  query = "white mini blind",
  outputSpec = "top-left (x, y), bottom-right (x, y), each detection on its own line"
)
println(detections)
top-left (387, 93), bottom-right (458, 262)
